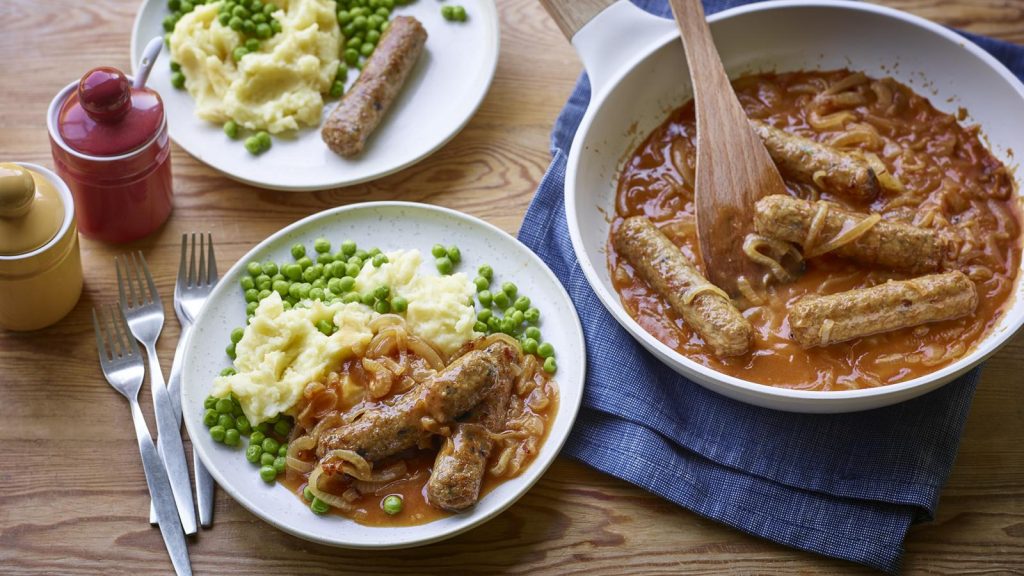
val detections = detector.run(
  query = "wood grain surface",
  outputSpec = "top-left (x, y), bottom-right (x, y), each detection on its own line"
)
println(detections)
top-left (1, 0), bottom-right (1023, 574)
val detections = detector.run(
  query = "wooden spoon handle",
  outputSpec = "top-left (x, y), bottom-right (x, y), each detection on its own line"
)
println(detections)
top-left (538, 0), bottom-right (617, 40)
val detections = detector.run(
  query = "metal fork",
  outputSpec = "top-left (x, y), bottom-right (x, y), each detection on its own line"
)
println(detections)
top-left (93, 305), bottom-right (192, 576)
top-left (117, 252), bottom-right (198, 535)
top-left (152, 233), bottom-right (218, 527)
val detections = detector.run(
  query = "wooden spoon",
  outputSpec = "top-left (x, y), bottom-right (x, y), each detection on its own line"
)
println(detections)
top-left (669, 0), bottom-right (788, 297)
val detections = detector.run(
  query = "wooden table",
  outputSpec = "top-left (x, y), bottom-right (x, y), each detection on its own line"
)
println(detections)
top-left (2, 0), bottom-right (1022, 573)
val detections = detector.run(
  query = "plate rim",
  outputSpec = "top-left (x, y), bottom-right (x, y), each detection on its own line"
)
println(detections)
top-left (130, 0), bottom-right (501, 191)
top-left (180, 200), bottom-right (586, 548)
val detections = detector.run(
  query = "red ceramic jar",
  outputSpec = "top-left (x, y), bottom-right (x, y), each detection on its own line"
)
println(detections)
top-left (47, 67), bottom-right (173, 243)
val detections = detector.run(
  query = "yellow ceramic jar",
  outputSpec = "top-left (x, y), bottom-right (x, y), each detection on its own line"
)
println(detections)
top-left (0, 162), bottom-right (83, 331)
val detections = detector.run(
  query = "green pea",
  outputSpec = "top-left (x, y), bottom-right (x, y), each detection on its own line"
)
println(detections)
top-left (382, 494), bottom-right (403, 515)
top-left (262, 437), bottom-right (280, 454)
top-left (205, 396), bottom-right (218, 409)
top-left (303, 486), bottom-right (315, 501)
top-left (342, 262), bottom-right (358, 277)
top-left (278, 444), bottom-right (288, 457)
top-left (538, 342), bottom-right (555, 358)
top-left (473, 276), bottom-right (489, 292)
top-left (500, 317), bottom-right (516, 334)
top-left (239, 277), bottom-right (255, 291)
top-left (372, 253), bottom-right (388, 267)
top-left (170, 70), bottom-right (186, 89)
top-left (487, 316), bottom-right (500, 332)
top-left (303, 266), bottom-right (322, 282)
top-left (474, 321), bottom-right (488, 333)
top-left (260, 452), bottom-right (275, 466)
top-left (297, 256), bottom-right (314, 270)
top-left (339, 276), bottom-right (355, 292)
top-left (436, 256), bottom-right (453, 275)
top-left (446, 246), bottom-right (461, 264)
top-left (312, 237), bottom-right (329, 254)
top-left (247, 261), bottom-right (262, 276)
top-left (360, 293), bottom-right (376, 306)
top-left (232, 4), bottom-right (249, 17)
top-left (259, 465), bottom-right (277, 482)
top-left (441, 5), bottom-right (454, 20)
top-left (338, 9), bottom-right (352, 24)
top-left (256, 131), bottom-right (271, 150)
top-left (310, 497), bottom-right (330, 514)
top-left (341, 239), bottom-right (357, 256)
top-left (273, 456), bottom-right (287, 473)
top-left (245, 37), bottom-right (260, 52)
top-left (218, 11), bottom-right (231, 25)
top-left (232, 46), bottom-right (249, 62)
top-left (243, 135), bottom-right (263, 154)
top-left (224, 428), bottom-right (241, 446)
top-left (309, 287), bottom-right (325, 301)
top-left (327, 277), bottom-right (343, 294)
top-left (257, 289), bottom-right (272, 301)
top-left (256, 22), bottom-right (272, 38)
top-left (216, 414), bottom-right (235, 430)
top-left (431, 244), bottom-right (446, 258)
top-left (522, 337), bottom-right (538, 354)
top-left (514, 296), bottom-right (531, 311)
top-left (502, 282), bottom-right (517, 298)
top-left (244, 288), bottom-right (258, 303)
top-left (245, 301), bottom-right (259, 315)
top-left (342, 292), bottom-right (360, 304)
top-left (280, 264), bottom-right (299, 282)
top-left (492, 291), bottom-right (509, 309)
top-left (330, 80), bottom-right (344, 98)
top-left (287, 244), bottom-right (304, 261)
top-left (360, 42), bottom-right (374, 56)
top-left (245, 444), bottom-right (263, 463)
top-left (543, 357), bottom-right (557, 374)
top-left (391, 296), bottom-right (408, 313)
top-left (478, 290), bottom-right (492, 307)
top-left (525, 326), bottom-right (541, 340)
top-left (375, 7), bottom-right (389, 18)
top-left (373, 300), bottom-right (390, 314)
top-left (271, 18), bottom-right (282, 33)
top-left (366, 29), bottom-right (380, 44)
top-left (250, 430), bottom-right (266, 445)
top-left (203, 409), bottom-right (219, 427)
top-left (524, 307), bottom-right (540, 324)
top-left (353, 15), bottom-right (367, 29)
top-left (477, 309), bottom-right (492, 322)
top-left (286, 282), bottom-right (301, 300)
top-left (236, 415), bottom-right (252, 435)
top-left (374, 285), bottom-right (390, 300)
top-left (512, 310), bottom-right (525, 325)
top-left (163, 15), bottom-right (178, 32)
top-left (214, 399), bottom-right (232, 416)
top-left (264, 2), bottom-right (278, 15)
top-left (242, 19), bottom-right (256, 34)
top-left (331, 261), bottom-right (349, 278)
top-left (229, 15), bottom-right (243, 30)
top-left (367, 14), bottom-right (384, 29)
top-left (347, 35), bottom-right (364, 50)
top-left (210, 425), bottom-right (226, 442)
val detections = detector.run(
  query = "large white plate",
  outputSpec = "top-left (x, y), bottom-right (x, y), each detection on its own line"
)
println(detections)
top-left (131, 0), bottom-right (499, 190)
top-left (180, 202), bottom-right (585, 547)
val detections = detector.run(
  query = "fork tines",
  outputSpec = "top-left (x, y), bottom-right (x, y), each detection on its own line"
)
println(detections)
top-left (116, 251), bottom-right (162, 310)
top-left (93, 304), bottom-right (140, 364)
top-left (179, 233), bottom-right (217, 290)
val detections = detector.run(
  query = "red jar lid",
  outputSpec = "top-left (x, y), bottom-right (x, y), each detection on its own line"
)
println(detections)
top-left (57, 67), bottom-right (164, 157)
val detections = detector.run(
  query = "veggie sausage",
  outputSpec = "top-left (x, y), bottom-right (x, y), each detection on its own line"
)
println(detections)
top-left (321, 16), bottom-right (427, 157)
top-left (751, 120), bottom-right (880, 202)
top-left (316, 343), bottom-right (506, 461)
top-left (614, 216), bottom-right (753, 357)
top-left (426, 341), bottom-right (518, 512)
top-left (789, 271), bottom-right (977, 348)
top-left (753, 194), bottom-right (945, 274)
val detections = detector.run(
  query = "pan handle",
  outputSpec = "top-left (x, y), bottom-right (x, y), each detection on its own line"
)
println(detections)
top-left (540, 0), bottom-right (677, 96)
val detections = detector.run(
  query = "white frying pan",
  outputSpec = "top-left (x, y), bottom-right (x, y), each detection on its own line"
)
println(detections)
top-left (543, 0), bottom-right (1024, 412)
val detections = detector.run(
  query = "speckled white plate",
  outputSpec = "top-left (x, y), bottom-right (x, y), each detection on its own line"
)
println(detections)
top-left (130, 0), bottom-right (499, 190)
top-left (180, 202), bottom-right (585, 548)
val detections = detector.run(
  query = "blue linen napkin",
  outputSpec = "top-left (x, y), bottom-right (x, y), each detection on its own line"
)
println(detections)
top-left (518, 1), bottom-right (1024, 572)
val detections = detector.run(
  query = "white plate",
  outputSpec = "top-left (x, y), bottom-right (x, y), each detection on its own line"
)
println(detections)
top-left (131, 0), bottom-right (499, 190)
top-left (180, 202), bottom-right (585, 547)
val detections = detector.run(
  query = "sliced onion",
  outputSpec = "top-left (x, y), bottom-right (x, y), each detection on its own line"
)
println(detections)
top-left (307, 465), bottom-right (356, 511)
top-left (322, 449), bottom-right (373, 481)
top-left (286, 436), bottom-right (316, 474)
top-left (806, 213), bottom-right (882, 258)
top-left (310, 411), bottom-right (341, 444)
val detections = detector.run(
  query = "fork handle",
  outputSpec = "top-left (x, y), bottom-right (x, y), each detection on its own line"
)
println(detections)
top-left (151, 322), bottom-right (190, 525)
top-left (146, 343), bottom-right (198, 535)
top-left (130, 400), bottom-right (192, 576)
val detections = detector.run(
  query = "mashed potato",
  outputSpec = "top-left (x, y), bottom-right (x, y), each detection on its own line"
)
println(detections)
top-left (214, 249), bottom-right (481, 423)
top-left (212, 293), bottom-right (374, 425)
top-left (354, 250), bottom-right (480, 357)
top-left (170, 0), bottom-right (340, 133)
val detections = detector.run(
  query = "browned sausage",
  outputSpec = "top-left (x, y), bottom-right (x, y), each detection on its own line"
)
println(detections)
top-left (753, 194), bottom-right (945, 274)
top-left (789, 271), bottom-right (977, 348)
top-left (321, 16), bottom-right (427, 157)
top-left (316, 342), bottom-right (509, 461)
top-left (426, 342), bottom-right (518, 512)
top-left (614, 216), bottom-right (753, 357)
top-left (750, 120), bottom-right (880, 202)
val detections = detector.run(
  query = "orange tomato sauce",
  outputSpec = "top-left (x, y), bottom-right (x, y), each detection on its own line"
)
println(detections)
top-left (608, 69), bottom-right (1021, 390)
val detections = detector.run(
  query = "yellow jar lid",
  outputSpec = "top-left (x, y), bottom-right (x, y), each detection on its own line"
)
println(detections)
top-left (0, 163), bottom-right (65, 256)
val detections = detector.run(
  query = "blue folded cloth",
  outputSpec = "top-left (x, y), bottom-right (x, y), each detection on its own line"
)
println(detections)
top-left (518, 1), bottom-right (1024, 572)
